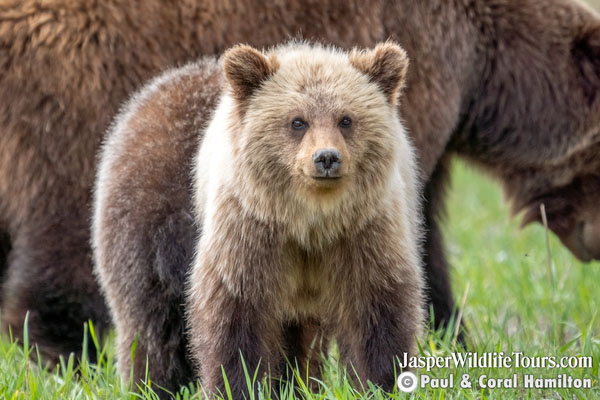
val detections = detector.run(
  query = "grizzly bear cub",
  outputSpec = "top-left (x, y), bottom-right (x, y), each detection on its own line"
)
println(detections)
top-left (93, 41), bottom-right (424, 396)
top-left (188, 41), bottom-right (424, 394)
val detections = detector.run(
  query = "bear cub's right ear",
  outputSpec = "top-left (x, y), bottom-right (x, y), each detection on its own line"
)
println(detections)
top-left (223, 44), bottom-right (279, 104)
top-left (350, 41), bottom-right (409, 105)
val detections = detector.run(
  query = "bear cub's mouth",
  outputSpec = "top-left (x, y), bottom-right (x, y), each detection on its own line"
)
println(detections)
top-left (310, 174), bottom-right (344, 189)
top-left (311, 174), bottom-right (343, 181)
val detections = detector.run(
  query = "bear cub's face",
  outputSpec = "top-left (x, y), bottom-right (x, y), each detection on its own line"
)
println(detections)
top-left (223, 42), bottom-right (409, 207)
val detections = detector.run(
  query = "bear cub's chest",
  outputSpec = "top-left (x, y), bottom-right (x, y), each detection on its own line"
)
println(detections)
top-left (279, 242), bottom-right (341, 319)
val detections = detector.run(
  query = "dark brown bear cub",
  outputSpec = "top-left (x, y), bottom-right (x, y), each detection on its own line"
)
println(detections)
top-left (186, 42), bottom-right (424, 395)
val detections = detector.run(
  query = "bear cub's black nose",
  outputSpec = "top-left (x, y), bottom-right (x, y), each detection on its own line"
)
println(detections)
top-left (312, 148), bottom-right (342, 178)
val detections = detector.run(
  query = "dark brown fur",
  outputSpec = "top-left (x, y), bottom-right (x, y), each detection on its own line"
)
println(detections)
top-left (1, 0), bottom-right (600, 385)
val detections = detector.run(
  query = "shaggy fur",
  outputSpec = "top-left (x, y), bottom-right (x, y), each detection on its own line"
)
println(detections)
top-left (1, 0), bottom-right (600, 373)
top-left (92, 60), bottom-right (225, 389)
top-left (94, 42), bottom-right (424, 396)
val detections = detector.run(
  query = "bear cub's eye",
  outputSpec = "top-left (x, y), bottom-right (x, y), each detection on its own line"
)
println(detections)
top-left (291, 118), bottom-right (307, 131)
top-left (339, 116), bottom-right (352, 129)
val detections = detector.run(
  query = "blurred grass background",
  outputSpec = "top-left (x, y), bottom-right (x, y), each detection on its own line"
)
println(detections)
top-left (1, 1), bottom-right (600, 399)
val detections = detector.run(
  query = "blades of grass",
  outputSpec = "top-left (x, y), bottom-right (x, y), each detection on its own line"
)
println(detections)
top-left (26, 368), bottom-right (36, 399)
top-left (291, 360), bottom-right (312, 397)
top-left (137, 379), bottom-right (161, 400)
top-left (64, 354), bottom-right (76, 394)
top-left (240, 352), bottom-right (258, 400)
top-left (81, 321), bottom-right (89, 365)
top-left (582, 310), bottom-right (598, 356)
top-left (540, 204), bottom-right (555, 290)
top-left (452, 282), bottom-right (470, 347)
top-left (416, 336), bottom-right (425, 357)
top-left (34, 344), bottom-right (43, 370)
top-left (81, 376), bottom-right (95, 399)
top-left (22, 312), bottom-right (29, 361)
top-left (129, 333), bottom-right (140, 389)
top-left (62, 353), bottom-right (75, 383)
top-left (145, 354), bottom-right (151, 388)
top-left (441, 312), bottom-right (457, 345)
top-left (59, 355), bottom-right (68, 380)
top-left (152, 384), bottom-right (175, 400)
top-left (347, 362), bottom-right (364, 393)
top-left (88, 319), bottom-right (105, 366)
top-left (221, 366), bottom-right (233, 400)
top-left (559, 335), bottom-right (581, 353)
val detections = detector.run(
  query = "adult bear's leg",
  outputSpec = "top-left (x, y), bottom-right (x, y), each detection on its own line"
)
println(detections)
top-left (422, 157), bottom-right (459, 333)
top-left (1, 205), bottom-right (110, 364)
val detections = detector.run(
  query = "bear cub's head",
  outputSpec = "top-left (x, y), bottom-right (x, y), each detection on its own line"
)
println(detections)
top-left (216, 41), bottom-right (415, 244)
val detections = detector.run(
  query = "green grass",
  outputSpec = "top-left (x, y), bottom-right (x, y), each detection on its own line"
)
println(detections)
top-left (1, 159), bottom-right (598, 399)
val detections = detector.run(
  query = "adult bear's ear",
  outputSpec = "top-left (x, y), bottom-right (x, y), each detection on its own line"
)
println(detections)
top-left (350, 41), bottom-right (409, 105)
top-left (223, 44), bottom-right (279, 104)
top-left (572, 25), bottom-right (600, 105)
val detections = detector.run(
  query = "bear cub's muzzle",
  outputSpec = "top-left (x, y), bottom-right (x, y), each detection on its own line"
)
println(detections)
top-left (312, 148), bottom-right (342, 179)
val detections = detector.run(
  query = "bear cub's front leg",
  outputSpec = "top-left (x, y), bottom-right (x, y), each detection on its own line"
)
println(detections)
top-left (187, 201), bottom-right (288, 396)
top-left (332, 218), bottom-right (424, 390)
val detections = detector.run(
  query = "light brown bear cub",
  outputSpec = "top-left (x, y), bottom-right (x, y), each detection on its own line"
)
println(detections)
top-left (187, 42), bottom-right (423, 395)
top-left (94, 41), bottom-right (423, 396)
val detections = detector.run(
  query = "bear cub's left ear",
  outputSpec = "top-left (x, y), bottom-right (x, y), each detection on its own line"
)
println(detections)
top-left (223, 44), bottom-right (279, 104)
top-left (350, 41), bottom-right (409, 105)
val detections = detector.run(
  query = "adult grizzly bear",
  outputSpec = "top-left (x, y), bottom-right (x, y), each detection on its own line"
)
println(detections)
top-left (1, 0), bottom-right (599, 369)
top-left (95, 41), bottom-right (424, 397)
